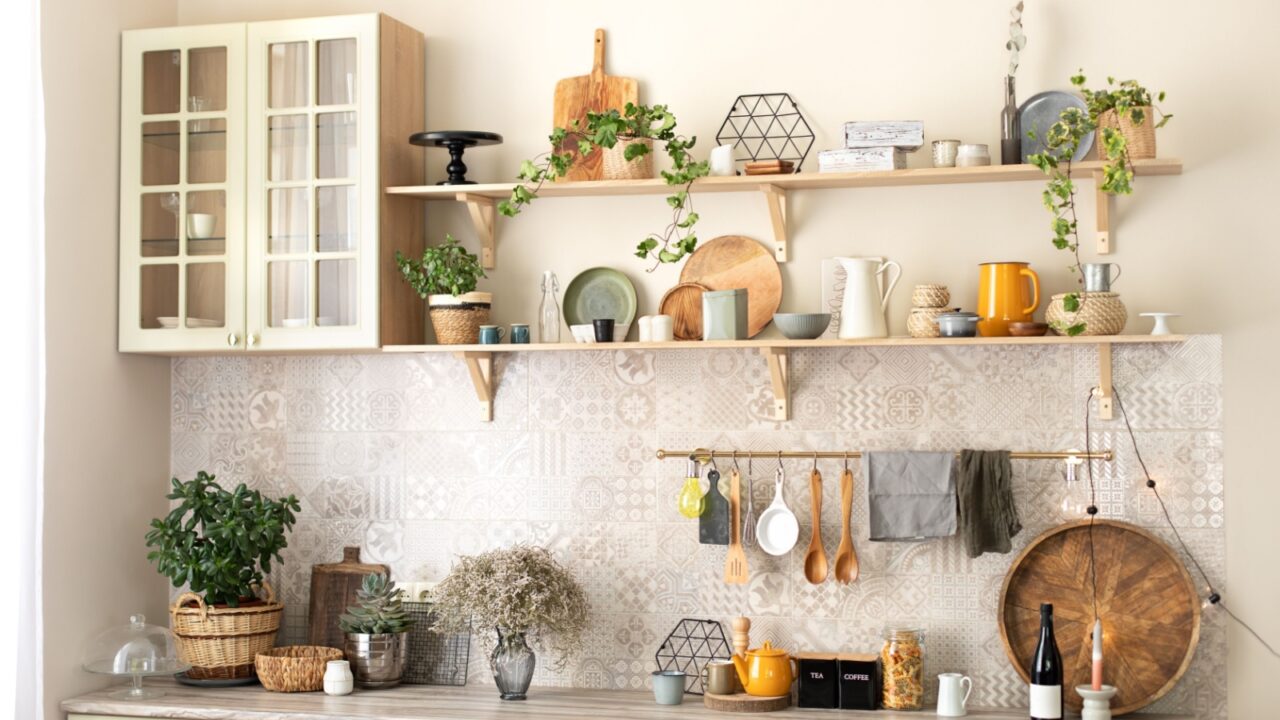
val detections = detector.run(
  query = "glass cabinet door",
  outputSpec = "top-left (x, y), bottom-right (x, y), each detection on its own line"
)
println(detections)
top-left (120, 25), bottom-right (246, 352)
top-left (246, 17), bottom-right (379, 350)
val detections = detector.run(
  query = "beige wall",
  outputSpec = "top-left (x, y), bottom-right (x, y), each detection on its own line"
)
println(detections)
top-left (42, 0), bottom-right (177, 718)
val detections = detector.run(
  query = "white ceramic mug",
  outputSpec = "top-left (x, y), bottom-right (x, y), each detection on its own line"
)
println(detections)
top-left (650, 315), bottom-right (674, 342)
top-left (187, 213), bottom-right (216, 239)
top-left (937, 673), bottom-right (973, 717)
top-left (710, 144), bottom-right (736, 176)
top-left (638, 316), bottom-right (654, 342)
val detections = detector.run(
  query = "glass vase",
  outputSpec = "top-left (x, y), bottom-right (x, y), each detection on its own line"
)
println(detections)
top-left (491, 628), bottom-right (536, 700)
top-left (1000, 75), bottom-right (1021, 164)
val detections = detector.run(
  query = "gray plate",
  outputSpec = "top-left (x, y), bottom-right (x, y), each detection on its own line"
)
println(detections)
top-left (1018, 90), bottom-right (1094, 163)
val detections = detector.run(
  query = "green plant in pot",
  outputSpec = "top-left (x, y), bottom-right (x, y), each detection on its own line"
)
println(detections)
top-left (145, 471), bottom-right (300, 679)
top-left (498, 102), bottom-right (710, 270)
top-left (339, 573), bottom-right (416, 689)
top-left (396, 234), bottom-right (489, 344)
top-left (432, 546), bottom-right (588, 700)
top-left (1028, 71), bottom-right (1170, 335)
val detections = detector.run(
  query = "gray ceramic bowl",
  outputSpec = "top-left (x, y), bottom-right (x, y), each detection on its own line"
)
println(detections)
top-left (773, 313), bottom-right (832, 340)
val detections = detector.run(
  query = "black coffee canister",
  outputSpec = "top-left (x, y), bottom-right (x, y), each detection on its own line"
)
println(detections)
top-left (838, 653), bottom-right (882, 710)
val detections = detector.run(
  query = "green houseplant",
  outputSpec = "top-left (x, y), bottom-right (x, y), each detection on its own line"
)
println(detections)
top-left (1028, 71), bottom-right (1170, 335)
top-left (339, 574), bottom-right (417, 689)
top-left (145, 471), bottom-right (300, 678)
top-left (498, 103), bottom-right (710, 270)
top-left (432, 546), bottom-right (588, 700)
top-left (396, 234), bottom-right (490, 344)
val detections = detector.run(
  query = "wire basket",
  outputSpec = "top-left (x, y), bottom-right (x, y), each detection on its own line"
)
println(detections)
top-left (401, 602), bottom-right (470, 686)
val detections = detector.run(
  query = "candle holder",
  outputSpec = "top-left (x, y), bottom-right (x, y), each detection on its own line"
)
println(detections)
top-left (1076, 685), bottom-right (1117, 720)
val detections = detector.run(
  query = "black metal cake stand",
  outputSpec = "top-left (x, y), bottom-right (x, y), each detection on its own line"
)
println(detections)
top-left (409, 130), bottom-right (503, 185)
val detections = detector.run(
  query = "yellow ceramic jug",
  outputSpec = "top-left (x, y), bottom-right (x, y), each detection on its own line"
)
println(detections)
top-left (731, 641), bottom-right (797, 697)
top-left (977, 261), bottom-right (1040, 336)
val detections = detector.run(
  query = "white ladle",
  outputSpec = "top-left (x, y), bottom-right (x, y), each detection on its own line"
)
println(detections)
top-left (755, 464), bottom-right (799, 556)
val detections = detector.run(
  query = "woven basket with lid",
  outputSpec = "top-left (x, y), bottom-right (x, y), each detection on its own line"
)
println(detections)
top-left (1096, 106), bottom-right (1156, 160)
top-left (170, 581), bottom-right (283, 679)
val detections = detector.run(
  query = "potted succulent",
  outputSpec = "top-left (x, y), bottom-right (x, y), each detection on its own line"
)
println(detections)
top-left (498, 103), bottom-right (710, 269)
top-left (395, 234), bottom-right (489, 344)
top-left (338, 573), bottom-right (417, 689)
top-left (145, 471), bottom-right (300, 679)
top-left (432, 546), bottom-right (588, 700)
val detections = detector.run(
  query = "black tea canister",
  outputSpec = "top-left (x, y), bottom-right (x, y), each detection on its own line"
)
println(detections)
top-left (797, 653), bottom-right (839, 708)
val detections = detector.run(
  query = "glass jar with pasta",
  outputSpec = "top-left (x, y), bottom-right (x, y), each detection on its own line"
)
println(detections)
top-left (880, 626), bottom-right (925, 710)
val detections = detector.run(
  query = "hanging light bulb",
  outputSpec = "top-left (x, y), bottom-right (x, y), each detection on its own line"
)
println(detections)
top-left (1061, 452), bottom-right (1087, 516)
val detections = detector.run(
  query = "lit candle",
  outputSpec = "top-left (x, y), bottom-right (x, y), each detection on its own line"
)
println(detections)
top-left (1091, 619), bottom-right (1103, 691)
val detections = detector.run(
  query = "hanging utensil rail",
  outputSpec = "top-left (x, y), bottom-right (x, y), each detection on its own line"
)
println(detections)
top-left (656, 448), bottom-right (1113, 462)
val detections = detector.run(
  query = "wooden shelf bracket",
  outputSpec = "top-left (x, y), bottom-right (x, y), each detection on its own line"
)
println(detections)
top-left (1094, 342), bottom-right (1114, 420)
top-left (759, 346), bottom-right (790, 421)
top-left (1093, 169), bottom-right (1112, 255)
top-left (760, 184), bottom-right (788, 262)
top-left (457, 193), bottom-right (497, 269)
top-left (455, 351), bottom-right (495, 421)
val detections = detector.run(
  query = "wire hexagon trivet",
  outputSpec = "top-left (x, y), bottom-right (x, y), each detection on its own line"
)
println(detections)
top-left (715, 93), bottom-right (815, 171)
top-left (653, 618), bottom-right (732, 694)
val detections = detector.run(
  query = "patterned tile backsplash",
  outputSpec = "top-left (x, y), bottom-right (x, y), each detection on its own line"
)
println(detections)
top-left (170, 336), bottom-right (1226, 716)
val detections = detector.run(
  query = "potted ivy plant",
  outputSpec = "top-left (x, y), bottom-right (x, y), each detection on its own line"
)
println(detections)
top-left (145, 471), bottom-right (300, 679)
top-left (395, 234), bottom-right (489, 344)
top-left (498, 103), bottom-right (710, 270)
top-left (339, 573), bottom-right (416, 689)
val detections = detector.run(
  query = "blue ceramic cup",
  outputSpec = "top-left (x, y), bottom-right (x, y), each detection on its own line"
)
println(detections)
top-left (478, 325), bottom-right (504, 344)
top-left (510, 323), bottom-right (530, 344)
top-left (651, 670), bottom-right (686, 705)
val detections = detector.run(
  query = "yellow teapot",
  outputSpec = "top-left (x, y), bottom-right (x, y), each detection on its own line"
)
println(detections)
top-left (731, 641), bottom-right (797, 697)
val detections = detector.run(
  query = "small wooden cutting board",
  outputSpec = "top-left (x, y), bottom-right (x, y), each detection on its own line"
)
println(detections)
top-left (703, 692), bottom-right (791, 713)
top-left (552, 29), bottom-right (639, 181)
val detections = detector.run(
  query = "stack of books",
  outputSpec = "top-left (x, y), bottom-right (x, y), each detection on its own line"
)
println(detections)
top-left (818, 121), bottom-right (924, 173)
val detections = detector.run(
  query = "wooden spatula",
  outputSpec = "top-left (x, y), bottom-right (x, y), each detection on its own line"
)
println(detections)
top-left (724, 469), bottom-right (749, 585)
top-left (552, 29), bottom-right (639, 181)
top-left (833, 468), bottom-right (860, 584)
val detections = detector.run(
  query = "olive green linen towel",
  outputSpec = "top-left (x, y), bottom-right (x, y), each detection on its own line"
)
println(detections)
top-left (957, 449), bottom-right (1022, 557)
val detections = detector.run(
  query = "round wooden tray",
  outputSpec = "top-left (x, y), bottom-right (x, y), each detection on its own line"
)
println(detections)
top-left (679, 235), bottom-right (782, 338)
top-left (998, 519), bottom-right (1200, 716)
top-left (703, 691), bottom-right (790, 713)
top-left (659, 282), bottom-right (709, 341)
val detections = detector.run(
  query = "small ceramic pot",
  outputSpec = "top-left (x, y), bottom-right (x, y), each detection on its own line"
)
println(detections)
top-left (651, 670), bottom-right (686, 705)
top-left (932, 139), bottom-right (961, 167)
top-left (324, 659), bottom-right (354, 696)
top-left (955, 144), bottom-right (991, 167)
top-left (936, 311), bottom-right (980, 337)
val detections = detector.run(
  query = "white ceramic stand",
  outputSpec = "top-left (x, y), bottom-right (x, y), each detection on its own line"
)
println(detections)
top-left (1139, 312), bottom-right (1181, 335)
top-left (1076, 684), bottom-right (1117, 720)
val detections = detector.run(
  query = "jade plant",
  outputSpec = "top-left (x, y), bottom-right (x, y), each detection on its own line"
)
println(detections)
top-left (498, 102), bottom-right (710, 270)
top-left (339, 573), bottom-right (417, 635)
top-left (395, 234), bottom-right (487, 299)
top-left (145, 471), bottom-right (300, 607)
top-left (1028, 71), bottom-right (1170, 335)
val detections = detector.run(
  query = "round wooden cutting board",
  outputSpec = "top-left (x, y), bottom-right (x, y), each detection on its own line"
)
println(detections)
top-left (679, 235), bottom-right (782, 338)
top-left (703, 692), bottom-right (790, 713)
top-left (998, 520), bottom-right (1200, 716)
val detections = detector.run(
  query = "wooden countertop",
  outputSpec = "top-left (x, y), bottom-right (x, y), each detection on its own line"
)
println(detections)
top-left (63, 681), bottom-right (1194, 720)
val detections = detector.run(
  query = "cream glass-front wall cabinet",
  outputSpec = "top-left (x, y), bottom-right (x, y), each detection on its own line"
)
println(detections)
top-left (119, 14), bottom-right (425, 353)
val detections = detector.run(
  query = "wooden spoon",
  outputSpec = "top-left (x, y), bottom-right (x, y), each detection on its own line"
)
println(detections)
top-left (833, 468), bottom-right (859, 584)
top-left (803, 469), bottom-right (828, 584)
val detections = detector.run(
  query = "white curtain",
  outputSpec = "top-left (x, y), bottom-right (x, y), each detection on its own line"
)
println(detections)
top-left (0, 0), bottom-right (44, 717)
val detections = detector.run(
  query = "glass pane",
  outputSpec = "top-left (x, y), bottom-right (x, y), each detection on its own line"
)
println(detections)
top-left (142, 50), bottom-right (180, 115)
top-left (269, 188), bottom-right (308, 254)
top-left (317, 39), bottom-right (356, 105)
top-left (186, 263), bottom-right (226, 328)
top-left (140, 193), bottom-right (179, 257)
top-left (141, 121), bottom-right (179, 186)
top-left (188, 47), bottom-right (227, 112)
top-left (268, 42), bottom-right (308, 108)
top-left (140, 264), bottom-right (178, 329)
top-left (185, 190), bottom-right (225, 256)
top-left (268, 261), bottom-right (309, 328)
top-left (317, 185), bottom-right (357, 251)
top-left (187, 117), bottom-right (226, 184)
top-left (268, 114), bottom-right (307, 181)
top-left (317, 112), bottom-right (356, 179)
top-left (317, 259), bottom-right (356, 326)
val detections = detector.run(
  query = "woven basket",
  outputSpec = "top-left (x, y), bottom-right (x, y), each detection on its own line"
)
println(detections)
top-left (910, 284), bottom-right (951, 309)
top-left (907, 307), bottom-right (955, 338)
top-left (1046, 292), bottom-right (1128, 336)
top-left (256, 645), bottom-right (343, 692)
top-left (428, 292), bottom-right (491, 345)
top-left (602, 137), bottom-right (654, 180)
top-left (170, 582), bottom-right (283, 679)
top-left (1096, 107), bottom-right (1156, 160)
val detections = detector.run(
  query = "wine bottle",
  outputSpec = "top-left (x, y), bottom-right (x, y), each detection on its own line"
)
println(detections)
top-left (1029, 603), bottom-right (1064, 720)
top-left (1001, 75), bottom-right (1021, 164)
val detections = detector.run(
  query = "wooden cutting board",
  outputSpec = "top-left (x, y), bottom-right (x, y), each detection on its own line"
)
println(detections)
top-left (703, 692), bottom-right (790, 713)
top-left (659, 282), bottom-right (708, 340)
top-left (998, 520), bottom-right (1200, 716)
top-left (308, 547), bottom-right (389, 649)
top-left (679, 235), bottom-right (782, 338)
top-left (552, 29), bottom-right (638, 181)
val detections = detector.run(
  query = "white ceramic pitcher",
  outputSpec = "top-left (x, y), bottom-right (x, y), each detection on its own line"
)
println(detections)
top-left (836, 257), bottom-right (901, 339)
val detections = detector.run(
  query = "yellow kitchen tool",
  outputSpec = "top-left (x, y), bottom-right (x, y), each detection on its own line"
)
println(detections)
top-left (677, 455), bottom-right (705, 519)
top-left (724, 469), bottom-right (749, 585)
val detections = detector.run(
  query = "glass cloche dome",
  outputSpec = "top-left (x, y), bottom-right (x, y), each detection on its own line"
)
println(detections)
top-left (82, 614), bottom-right (189, 698)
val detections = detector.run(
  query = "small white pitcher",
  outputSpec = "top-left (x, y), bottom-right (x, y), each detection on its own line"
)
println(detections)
top-left (836, 257), bottom-right (901, 339)
top-left (936, 673), bottom-right (972, 717)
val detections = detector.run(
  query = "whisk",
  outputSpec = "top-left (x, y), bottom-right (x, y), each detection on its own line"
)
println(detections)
top-left (739, 454), bottom-right (757, 548)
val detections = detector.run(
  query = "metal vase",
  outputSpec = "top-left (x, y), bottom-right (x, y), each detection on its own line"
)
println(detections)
top-left (344, 632), bottom-right (408, 689)
top-left (491, 629), bottom-right (536, 700)
top-left (1081, 263), bottom-right (1121, 293)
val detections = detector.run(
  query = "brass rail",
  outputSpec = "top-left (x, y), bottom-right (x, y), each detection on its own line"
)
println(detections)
top-left (655, 448), bottom-right (1113, 462)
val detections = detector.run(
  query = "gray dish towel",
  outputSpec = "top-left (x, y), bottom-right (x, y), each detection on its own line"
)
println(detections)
top-left (864, 451), bottom-right (957, 541)
top-left (957, 449), bottom-right (1022, 557)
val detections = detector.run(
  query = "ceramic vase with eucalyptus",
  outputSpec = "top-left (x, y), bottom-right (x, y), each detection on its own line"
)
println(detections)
top-left (491, 629), bottom-right (536, 700)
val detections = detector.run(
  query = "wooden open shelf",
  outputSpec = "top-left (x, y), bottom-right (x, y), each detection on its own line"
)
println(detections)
top-left (387, 158), bottom-right (1182, 267)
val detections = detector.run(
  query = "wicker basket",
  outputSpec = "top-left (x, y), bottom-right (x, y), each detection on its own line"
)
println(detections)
top-left (428, 292), bottom-right (492, 345)
top-left (1046, 292), bottom-right (1128, 336)
top-left (170, 582), bottom-right (283, 679)
top-left (256, 645), bottom-right (343, 692)
top-left (907, 307), bottom-right (955, 338)
top-left (602, 137), bottom-right (654, 180)
top-left (1096, 106), bottom-right (1156, 160)
top-left (910, 284), bottom-right (951, 309)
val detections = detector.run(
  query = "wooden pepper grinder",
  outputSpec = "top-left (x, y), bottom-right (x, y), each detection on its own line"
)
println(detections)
top-left (732, 616), bottom-right (751, 656)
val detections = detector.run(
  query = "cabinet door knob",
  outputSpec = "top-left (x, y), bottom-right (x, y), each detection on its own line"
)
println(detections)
top-left (226, 333), bottom-right (239, 347)
top-left (247, 333), bottom-right (259, 347)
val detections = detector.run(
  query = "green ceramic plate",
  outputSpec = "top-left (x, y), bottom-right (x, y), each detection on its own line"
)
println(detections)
top-left (563, 267), bottom-right (638, 327)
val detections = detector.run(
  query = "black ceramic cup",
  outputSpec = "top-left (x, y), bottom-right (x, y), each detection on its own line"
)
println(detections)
top-left (593, 318), bottom-right (615, 342)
